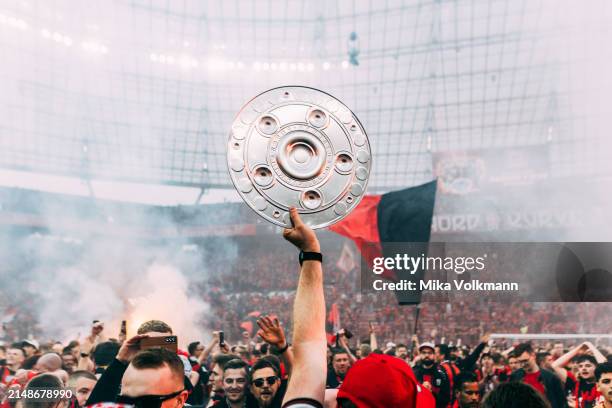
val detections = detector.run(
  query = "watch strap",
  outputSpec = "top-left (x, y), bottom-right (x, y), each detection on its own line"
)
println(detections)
top-left (299, 251), bottom-right (322, 266)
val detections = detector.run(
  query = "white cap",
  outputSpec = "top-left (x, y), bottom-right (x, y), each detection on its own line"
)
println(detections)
top-left (418, 342), bottom-right (435, 352)
top-left (22, 339), bottom-right (39, 349)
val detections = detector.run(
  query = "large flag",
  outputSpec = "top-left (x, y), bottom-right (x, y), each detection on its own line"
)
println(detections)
top-left (329, 180), bottom-right (437, 304)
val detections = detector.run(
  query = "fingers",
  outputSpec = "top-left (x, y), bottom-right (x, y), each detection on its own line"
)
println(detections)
top-left (257, 317), bottom-right (272, 331)
top-left (288, 207), bottom-right (304, 228)
top-left (273, 317), bottom-right (280, 328)
top-left (126, 334), bottom-right (149, 345)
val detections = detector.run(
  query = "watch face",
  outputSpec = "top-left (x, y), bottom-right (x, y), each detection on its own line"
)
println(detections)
top-left (227, 86), bottom-right (371, 229)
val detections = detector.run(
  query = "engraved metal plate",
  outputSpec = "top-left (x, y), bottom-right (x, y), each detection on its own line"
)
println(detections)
top-left (227, 86), bottom-right (372, 229)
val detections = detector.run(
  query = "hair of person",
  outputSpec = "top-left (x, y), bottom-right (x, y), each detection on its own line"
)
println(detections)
top-left (331, 348), bottom-right (349, 358)
top-left (491, 353), bottom-right (504, 364)
top-left (69, 370), bottom-right (97, 382)
top-left (480, 352), bottom-right (493, 361)
top-left (23, 374), bottom-right (64, 408)
top-left (21, 355), bottom-right (41, 370)
top-left (396, 343), bottom-right (408, 350)
top-left (574, 354), bottom-right (598, 366)
top-left (595, 362), bottom-right (612, 381)
top-left (93, 341), bottom-right (120, 367)
top-left (187, 341), bottom-right (200, 356)
top-left (436, 344), bottom-right (450, 359)
top-left (513, 342), bottom-right (534, 356)
top-left (250, 357), bottom-right (281, 381)
top-left (0, 345), bottom-right (6, 353)
top-left (260, 343), bottom-right (269, 355)
top-left (131, 348), bottom-right (184, 381)
top-left (454, 371), bottom-right (479, 392)
top-left (536, 352), bottom-right (551, 366)
top-left (67, 340), bottom-right (79, 349)
top-left (359, 344), bottom-right (372, 357)
top-left (9, 343), bottom-right (26, 355)
top-left (223, 358), bottom-right (248, 375)
top-left (136, 320), bottom-right (173, 334)
top-left (482, 382), bottom-right (551, 408)
top-left (258, 354), bottom-right (281, 373)
top-left (213, 353), bottom-right (240, 369)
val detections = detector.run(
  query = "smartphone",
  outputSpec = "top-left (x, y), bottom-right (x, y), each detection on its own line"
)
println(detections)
top-left (120, 320), bottom-right (127, 336)
top-left (219, 331), bottom-right (225, 346)
top-left (139, 335), bottom-right (178, 353)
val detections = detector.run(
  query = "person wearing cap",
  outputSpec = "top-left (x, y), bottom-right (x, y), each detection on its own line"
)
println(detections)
top-left (335, 353), bottom-right (436, 408)
top-left (413, 342), bottom-right (451, 408)
top-left (21, 340), bottom-right (39, 358)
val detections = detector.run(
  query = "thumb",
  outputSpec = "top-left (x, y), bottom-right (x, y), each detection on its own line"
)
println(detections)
top-left (288, 207), bottom-right (304, 228)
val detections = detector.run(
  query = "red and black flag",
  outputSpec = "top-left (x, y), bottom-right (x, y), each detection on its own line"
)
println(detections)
top-left (329, 180), bottom-right (437, 304)
top-left (326, 302), bottom-right (341, 345)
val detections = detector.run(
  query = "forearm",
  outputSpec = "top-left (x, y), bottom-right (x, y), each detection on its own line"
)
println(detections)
top-left (283, 260), bottom-right (326, 403)
top-left (461, 342), bottom-right (486, 371)
top-left (86, 358), bottom-right (127, 405)
top-left (340, 342), bottom-right (357, 364)
top-left (588, 345), bottom-right (606, 363)
top-left (370, 332), bottom-right (378, 351)
top-left (281, 347), bottom-right (294, 377)
top-left (292, 260), bottom-right (325, 344)
top-left (199, 341), bottom-right (216, 365)
top-left (552, 345), bottom-right (582, 369)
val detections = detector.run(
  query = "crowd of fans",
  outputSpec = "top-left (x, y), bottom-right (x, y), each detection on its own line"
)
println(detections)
top-left (1, 318), bottom-right (611, 407)
top-left (1, 218), bottom-right (611, 408)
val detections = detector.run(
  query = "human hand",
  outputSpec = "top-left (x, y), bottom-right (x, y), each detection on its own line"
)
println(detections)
top-left (257, 316), bottom-right (287, 348)
top-left (116, 334), bottom-right (149, 363)
top-left (282, 208), bottom-right (320, 252)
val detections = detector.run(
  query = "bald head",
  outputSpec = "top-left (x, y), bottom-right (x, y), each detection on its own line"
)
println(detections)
top-left (36, 353), bottom-right (63, 372)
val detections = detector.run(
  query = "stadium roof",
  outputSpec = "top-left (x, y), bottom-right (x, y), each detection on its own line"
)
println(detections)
top-left (0, 0), bottom-right (610, 203)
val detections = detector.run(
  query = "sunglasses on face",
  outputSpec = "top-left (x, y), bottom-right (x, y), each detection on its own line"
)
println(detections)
top-left (116, 389), bottom-right (184, 408)
top-left (252, 376), bottom-right (278, 388)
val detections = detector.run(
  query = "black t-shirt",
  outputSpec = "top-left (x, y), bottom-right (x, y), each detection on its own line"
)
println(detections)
top-left (326, 368), bottom-right (345, 389)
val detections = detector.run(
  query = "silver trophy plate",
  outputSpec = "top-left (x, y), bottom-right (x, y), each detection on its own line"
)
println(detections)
top-left (227, 86), bottom-right (372, 229)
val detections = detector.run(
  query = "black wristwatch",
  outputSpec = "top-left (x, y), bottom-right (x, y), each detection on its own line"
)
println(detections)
top-left (299, 251), bottom-right (322, 266)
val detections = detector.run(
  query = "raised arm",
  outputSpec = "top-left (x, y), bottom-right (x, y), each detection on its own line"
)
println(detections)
top-left (257, 315), bottom-right (294, 376)
top-left (337, 331), bottom-right (357, 365)
top-left (583, 341), bottom-right (607, 363)
top-left (197, 332), bottom-right (220, 365)
top-left (369, 322), bottom-right (378, 351)
top-left (282, 208), bottom-right (327, 405)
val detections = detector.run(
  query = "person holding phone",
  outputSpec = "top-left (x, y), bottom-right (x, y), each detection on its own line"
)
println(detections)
top-left (85, 319), bottom-right (192, 405)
